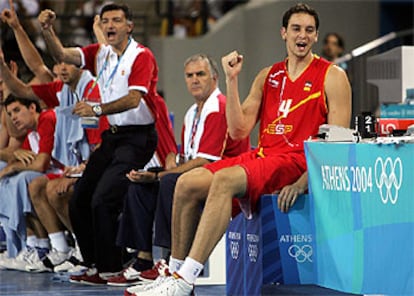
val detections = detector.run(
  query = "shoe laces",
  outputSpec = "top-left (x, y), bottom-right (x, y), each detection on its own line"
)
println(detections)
top-left (16, 247), bottom-right (35, 261)
top-left (123, 266), bottom-right (139, 279)
top-left (67, 264), bottom-right (88, 275)
top-left (156, 259), bottom-right (170, 276)
top-left (47, 248), bottom-right (69, 265)
top-left (85, 267), bottom-right (98, 276)
top-left (153, 275), bottom-right (192, 296)
top-left (24, 248), bottom-right (41, 264)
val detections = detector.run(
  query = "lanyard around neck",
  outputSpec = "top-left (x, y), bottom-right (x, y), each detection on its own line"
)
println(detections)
top-left (187, 107), bottom-right (200, 158)
top-left (88, 38), bottom-right (132, 97)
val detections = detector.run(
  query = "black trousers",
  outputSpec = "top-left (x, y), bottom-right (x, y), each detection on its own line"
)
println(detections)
top-left (154, 173), bottom-right (181, 249)
top-left (116, 173), bottom-right (181, 254)
top-left (69, 125), bottom-right (157, 272)
top-left (116, 182), bottom-right (159, 252)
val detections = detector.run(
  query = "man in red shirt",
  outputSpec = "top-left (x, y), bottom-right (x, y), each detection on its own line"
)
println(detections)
top-left (110, 54), bottom-right (249, 288)
top-left (0, 50), bottom-right (109, 271)
top-left (0, 96), bottom-right (58, 259)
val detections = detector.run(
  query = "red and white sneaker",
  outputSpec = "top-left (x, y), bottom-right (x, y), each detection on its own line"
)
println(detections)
top-left (131, 272), bottom-right (194, 296)
top-left (124, 260), bottom-right (171, 296)
top-left (138, 259), bottom-right (169, 282)
top-left (70, 268), bottom-right (100, 284)
top-left (70, 267), bottom-right (118, 285)
top-left (107, 266), bottom-right (142, 286)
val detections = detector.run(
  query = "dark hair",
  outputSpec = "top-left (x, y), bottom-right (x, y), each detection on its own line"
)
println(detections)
top-left (3, 94), bottom-right (41, 113)
top-left (100, 3), bottom-right (132, 21)
top-left (184, 54), bottom-right (219, 78)
top-left (282, 3), bottom-right (319, 30)
top-left (323, 32), bottom-right (345, 50)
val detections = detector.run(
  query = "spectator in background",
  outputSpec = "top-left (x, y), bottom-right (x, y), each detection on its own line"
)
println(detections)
top-left (321, 32), bottom-right (347, 70)
top-left (0, 0), bottom-right (44, 72)
top-left (166, 0), bottom-right (248, 38)
top-left (69, 0), bottom-right (112, 46)
top-left (222, 0), bottom-right (249, 14)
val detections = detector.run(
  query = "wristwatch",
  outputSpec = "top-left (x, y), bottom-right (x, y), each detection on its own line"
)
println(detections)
top-left (92, 104), bottom-right (103, 116)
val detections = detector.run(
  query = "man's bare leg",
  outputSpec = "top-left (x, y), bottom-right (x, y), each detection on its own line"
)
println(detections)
top-left (46, 177), bottom-right (75, 232)
top-left (187, 165), bottom-right (247, 264)
top-left (26, 215), bottom-right (48, 240)
top-left (29, 176), bottom-right (64, 234)
top-left (171, 167), bottom-right (213, 260)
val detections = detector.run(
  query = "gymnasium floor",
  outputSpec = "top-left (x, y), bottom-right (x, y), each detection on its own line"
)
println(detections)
top-left (0, 269), bottom-right (359, 296)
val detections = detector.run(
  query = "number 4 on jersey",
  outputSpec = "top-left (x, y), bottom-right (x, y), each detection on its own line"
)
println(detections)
top-left (279, 99), bottom-right (292, 118)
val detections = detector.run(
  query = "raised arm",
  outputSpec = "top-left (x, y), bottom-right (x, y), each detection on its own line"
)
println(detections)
top-left (0, 49), bottom-right (39, 100)
top-left (38, 9), bottom-right (82, 65)
top-left (325, 65), bottom-right (352, 128)
top-left (93, 15), bottom-right (107, 44)
top-left (1, 0), bottom-right (53, 83)
top-left (0, 112), bottom-right (11, 149)
top-left (221, 50), bottom-right (264, 140)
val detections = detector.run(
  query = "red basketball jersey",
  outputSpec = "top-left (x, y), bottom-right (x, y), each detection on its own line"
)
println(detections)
top-left (258, 55), bottom-right (331, 155)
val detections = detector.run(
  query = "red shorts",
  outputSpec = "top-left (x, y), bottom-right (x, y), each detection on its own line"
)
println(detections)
top-left (204, 149), bottom-right (306, 217)
top-left (46, 173), bottom-right (63, 180)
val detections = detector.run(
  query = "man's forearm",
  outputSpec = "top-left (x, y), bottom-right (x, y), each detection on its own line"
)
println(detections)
top-left (0, 61), bottom-right (35, 99)
top-left (160, 157), bottom-right (210, 177)
top-left (0, 148), bottom-right (15, 162)
top-left (41, 27), bottom-right (81, 66)
top-left (100, 91), bottom-right (142, 116)
top-left (13, 24), bottom-right (48, 76)
top-left (6, 159), bottom-right (48, 174)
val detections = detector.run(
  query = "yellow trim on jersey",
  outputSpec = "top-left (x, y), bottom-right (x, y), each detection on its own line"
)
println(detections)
top-left (270, 91), bottom-right (322, 124)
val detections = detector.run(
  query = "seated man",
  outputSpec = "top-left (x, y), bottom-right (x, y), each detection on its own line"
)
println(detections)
top-left (0, 96), bottom-right (60, 258)
top-left (0, 46), bottom-right (110, 268)
top-left (128, 3), bottom-right (352, 296)
top-left (109, 54), bottom-right (250, 287)
top-left (0, 0), bottom-right (66, 267)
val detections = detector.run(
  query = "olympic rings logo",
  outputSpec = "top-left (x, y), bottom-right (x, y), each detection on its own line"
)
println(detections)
top-left (230, 241), bottom-right (240, 260)
top-left (288, 244), bottom-right (313, 263)
top-left (374, 157), bottom-right (402, 204)
top-left (248, 244), bottom-right (258, 262)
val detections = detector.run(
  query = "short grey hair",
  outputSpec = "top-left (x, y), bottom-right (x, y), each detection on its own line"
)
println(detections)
top-left (184, 54), bottom-right (219, 78)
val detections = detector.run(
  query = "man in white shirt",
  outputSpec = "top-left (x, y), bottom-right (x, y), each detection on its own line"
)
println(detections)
top-left (38, 3), bottom-right (162, 283)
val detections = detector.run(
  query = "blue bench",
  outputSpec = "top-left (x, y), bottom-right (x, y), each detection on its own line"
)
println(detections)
top-left (226, 194), bottom-right (314, 295)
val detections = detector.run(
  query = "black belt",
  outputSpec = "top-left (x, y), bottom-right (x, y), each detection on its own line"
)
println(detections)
top-left (109, 124), bottom-right (154, 134)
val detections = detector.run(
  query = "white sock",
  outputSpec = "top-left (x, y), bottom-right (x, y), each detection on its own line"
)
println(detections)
top-left (177, 257), bottom-right (204, 284)
top-left (48, 231), bottom-right (69, 253)
top-left (169, 256), bottom-right (184, 274)
top-left (26, 235), bottom-right (38, 249)
top-left (37, 238), bottom-right (51, 250)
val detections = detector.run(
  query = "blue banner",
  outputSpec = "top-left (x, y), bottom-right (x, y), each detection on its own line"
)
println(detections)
top-left (226, 194), bottom-right (315, 295)
top-left (305, 141), bottom-right (414, 296)
top-left (271, 194), bottom-right (315, 285)
top-left (226, 212), bottom-right (262, 296)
